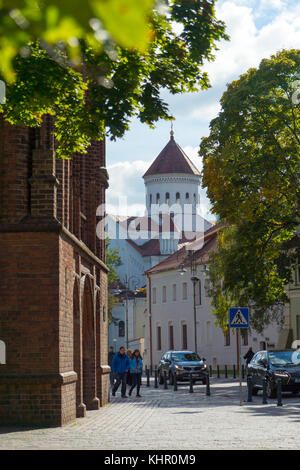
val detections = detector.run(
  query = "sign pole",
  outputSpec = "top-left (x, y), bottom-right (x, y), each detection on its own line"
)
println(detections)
top-left (229, 307), bottom-right (249, 407)
top-left (238, 329), bottom-right (243, 406)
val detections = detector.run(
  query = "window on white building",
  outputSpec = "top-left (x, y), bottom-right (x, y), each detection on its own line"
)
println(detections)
top-left (182, 282), bottom-right (188, 300)
top-left (157, 326), bottom-right (162, 350)
top-left (195, 280), bottom-right (201, 305)
top-left (206, 321), bottom-right (211, 345)
top-left (185, 192), bottom-right (190, 203)
top-left (165, 192), bottom-right (170, 205)
top-left (182, 324), bottom-right (187, 349)
top-left (162, 286), bottom-right (167, 303)
top-left (152, 287), bottom-right (157, 304)
top-left (172, 284), bottom-right (177, 301)
top-left (156, 193), bottom-right (160, 204)
top-left (176, 192), bottom-right (180, 204)
top-left (169, 324), bottom-right (174, 350)
top-left (119, 321), bottom-right (125, 337)
top-left (224, 325), bottom-right (230, 346)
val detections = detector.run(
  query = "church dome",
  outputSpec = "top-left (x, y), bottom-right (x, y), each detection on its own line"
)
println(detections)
top-left (143, 132), bottom-right (200, 178)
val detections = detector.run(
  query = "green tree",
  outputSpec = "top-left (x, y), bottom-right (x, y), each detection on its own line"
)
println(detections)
top-left (106, 238), bottom-right (122, 323)
top-left (200, 49), bottom-right (300, 332)
top-left (0, 0), bottom-right (228, 158)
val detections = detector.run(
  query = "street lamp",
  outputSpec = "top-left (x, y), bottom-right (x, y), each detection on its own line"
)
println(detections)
top-left (178, 251), bottom-right (208, 354)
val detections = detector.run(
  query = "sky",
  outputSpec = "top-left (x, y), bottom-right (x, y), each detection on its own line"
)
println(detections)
top-left (106, 0), bottom-right (300, 220)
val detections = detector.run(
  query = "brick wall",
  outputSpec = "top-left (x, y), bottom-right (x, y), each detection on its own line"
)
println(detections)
top-left (0, 117), bottom-right (109, 426)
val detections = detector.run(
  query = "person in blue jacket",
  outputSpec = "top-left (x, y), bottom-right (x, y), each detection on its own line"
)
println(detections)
top-left (112, 346), bottom-right (130, 398)
top-left (129, 349), bottom-right (143, 398)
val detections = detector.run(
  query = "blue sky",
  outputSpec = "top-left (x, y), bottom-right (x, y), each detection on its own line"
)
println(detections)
top-left (106, 0), bottom-right (300, 219)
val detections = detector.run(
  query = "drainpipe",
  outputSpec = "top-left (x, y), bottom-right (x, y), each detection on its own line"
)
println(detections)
top-left (147, 274), bottom-right (153, 370)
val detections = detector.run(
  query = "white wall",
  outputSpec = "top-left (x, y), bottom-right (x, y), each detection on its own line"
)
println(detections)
top-left (145, 269), bottom-right (281, 368)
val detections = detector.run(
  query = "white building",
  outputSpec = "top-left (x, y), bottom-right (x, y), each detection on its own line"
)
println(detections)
top-left (144, 226), bottom-right (282, 369)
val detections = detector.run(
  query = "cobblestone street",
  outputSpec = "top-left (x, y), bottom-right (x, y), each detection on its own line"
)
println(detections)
top-left (1, 379), bottom-right (300, 450)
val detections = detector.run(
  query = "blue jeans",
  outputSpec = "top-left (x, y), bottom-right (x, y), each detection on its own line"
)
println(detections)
top-left (130, 373), bottom-right (142, 395)
top-left (112, 372), bottom-right (127, 396)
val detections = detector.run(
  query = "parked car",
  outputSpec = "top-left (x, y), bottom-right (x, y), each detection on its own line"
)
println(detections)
top-left (247, 349), bottom-right (300, 398)
top-left (158, 350), bottom-right (208, 385)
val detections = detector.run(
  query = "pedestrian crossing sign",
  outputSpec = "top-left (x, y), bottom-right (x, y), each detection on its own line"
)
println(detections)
top-left (229, 307), bottom-right (249, 328)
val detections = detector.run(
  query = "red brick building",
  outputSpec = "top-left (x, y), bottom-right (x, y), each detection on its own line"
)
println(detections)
top-left (0, 116), bottom-right (110, 426)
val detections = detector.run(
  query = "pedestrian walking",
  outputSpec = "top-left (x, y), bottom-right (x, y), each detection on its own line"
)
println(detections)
top-left (129, 349), bottom-right (143, 398)
top-left (108, 346), bottom-right (115, 387)
top-left (126, 349), bottom-right (133, 387)
top-left (244, 347), bottom-right (255, 373)
top-left (112, 347), bottom-right (130, 398)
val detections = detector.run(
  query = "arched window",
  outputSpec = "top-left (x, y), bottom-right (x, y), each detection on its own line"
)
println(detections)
top-left (119, 321), bottom-right (125, 337)
top-left (165, 192), bottom-right (170, 205)
top-left (176, 192), bottom-right (180, 204)
top-left (193, 193), bottom-right (196, 203)
top-left (150, 194), bottom-right (152, 205)
top-left (185, 192), bottom-right (190, 202)
top-left (156, 193), bottom-right (160, 204)
top-left (0, 340), bottom-right (6, 364)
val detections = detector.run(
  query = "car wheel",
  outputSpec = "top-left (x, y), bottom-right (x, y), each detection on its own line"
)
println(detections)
top-left (158, 371), bottom-right (164, 385)
top-left (266, 379), bottom-right (277, 398)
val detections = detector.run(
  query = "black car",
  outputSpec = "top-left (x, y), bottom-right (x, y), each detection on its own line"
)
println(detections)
top-left (158, 350), bottom-right (208, 385)
top-left (248, 349), bottom-right (300, 398)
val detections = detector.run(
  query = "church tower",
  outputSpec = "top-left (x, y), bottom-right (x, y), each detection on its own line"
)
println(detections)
top-left (143, 131), bottom-right (202, 253)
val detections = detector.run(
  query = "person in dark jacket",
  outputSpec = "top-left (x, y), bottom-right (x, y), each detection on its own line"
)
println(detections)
top-left (112, 347), bottom-right (130, 398)
top-left (244, 347), bottom-right (255, 365)
top-left (129, 349), bottom-right (143, 398)
top-left (108, 346), bottom-right (115, 387)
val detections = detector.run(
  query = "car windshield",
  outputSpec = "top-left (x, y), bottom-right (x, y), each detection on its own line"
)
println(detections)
top-left (172, 353), bottom-right (201, 362)
top-left (269, 351), bottom-right (297, 367)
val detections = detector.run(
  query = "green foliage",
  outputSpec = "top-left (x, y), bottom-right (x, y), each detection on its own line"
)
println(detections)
top-left (0, 0), bottom-right (156, 82)
top-left (201, 49), bottom-right (300, 332)
top-left (0, 0), bottom-right (228, 158)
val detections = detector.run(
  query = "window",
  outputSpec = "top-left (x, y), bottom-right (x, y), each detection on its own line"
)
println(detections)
top-left (176, 192), bottom-right (180, 204)
top-left (224, 326), bottom-right (230, 346)
top-left (241, 329), bottom-right (248, 346)
top-left (195, 280), bottom-right (201, 305)
top-left (182, 324), bottom-right (187, 349)
top-left (118, 321), bottom-right (125, 337)
top-left (172, 284), bottom-right (177, 301)
top-left (182, 282), bottom-right (188, 300)
top-left (165, 192), bottom-right (170, 205)
top-left (206, 321), bottom-right (211, 345)
top-left (152, 287), bottom-right (157, 304)
top-left (162, 286), bottom-right (167, 303)
top-left (169, 325), bottom-right (174, 350)
top-left (185, 192), bottom-right (190, 202)
top-left (156, 193), bottom-right (160, 204)
top-left (150, 194), bottom-right (152, 205)
top-left (157, 326), bottom-right (162, 350)
top-left (0, 340), bottom-right (6, 364)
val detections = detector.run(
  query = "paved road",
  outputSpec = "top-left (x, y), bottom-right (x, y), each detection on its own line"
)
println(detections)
top-left (1, 378), bottom-right (300, 450)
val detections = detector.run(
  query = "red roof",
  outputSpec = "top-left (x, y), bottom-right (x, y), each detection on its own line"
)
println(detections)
top-left (145, 226), bottom-right (219, 275)
top-left (143, 134), bottom-right (200, 178)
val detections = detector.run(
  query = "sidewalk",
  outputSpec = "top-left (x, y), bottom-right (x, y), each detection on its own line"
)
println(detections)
top-left (0, 378), bottom-right (300, 449)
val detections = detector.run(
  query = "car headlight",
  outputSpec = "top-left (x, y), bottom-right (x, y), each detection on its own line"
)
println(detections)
top-left (174, 365), bottom-right (184, 371)
top-left (274, 370), bottom-right (290, 380)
